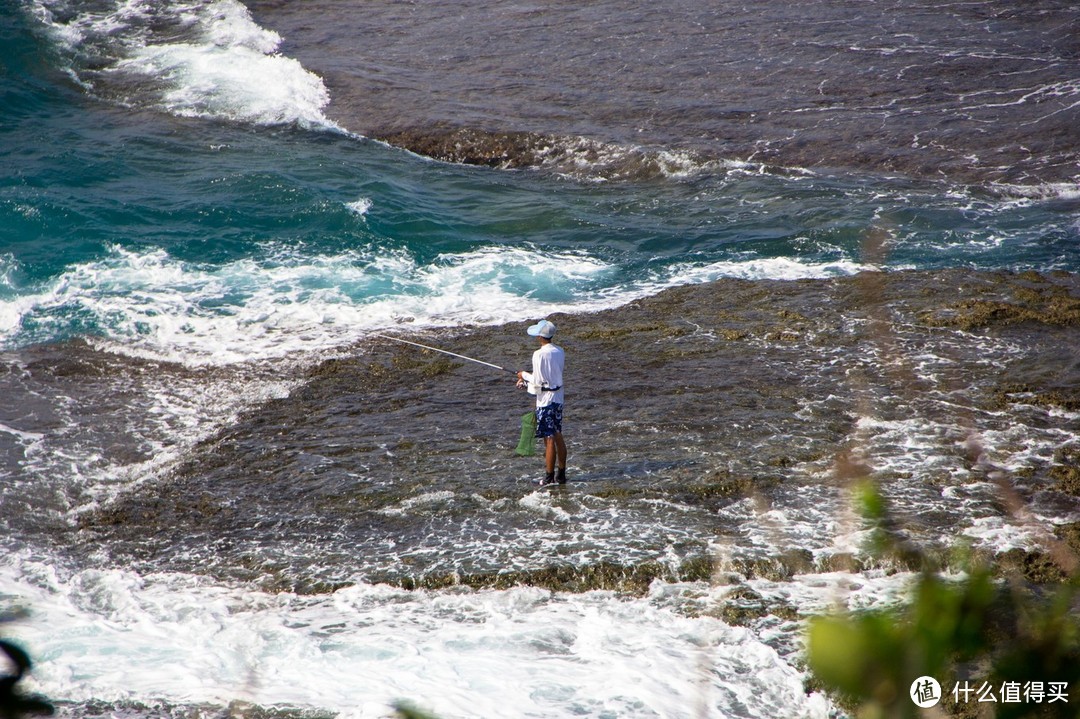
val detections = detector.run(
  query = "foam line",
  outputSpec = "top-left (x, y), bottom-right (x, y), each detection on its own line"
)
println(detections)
top-left (0, 244), bottom-right (864, 365)
top-left (26, 0), bottom-right (338, 129)
top-left (0, 556), bottom-right (832, 718)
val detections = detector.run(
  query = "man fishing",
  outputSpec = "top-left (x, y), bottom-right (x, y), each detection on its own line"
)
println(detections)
top-left (516, 319), bottom-right (568, 486)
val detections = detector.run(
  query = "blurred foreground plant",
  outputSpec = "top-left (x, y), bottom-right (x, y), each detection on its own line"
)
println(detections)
top-left (0, 639), bottom-right (53, 719)
top-left (393, 701), bottom-right (438, 719)
top-left (807, 481), bottom-right (1080, 719)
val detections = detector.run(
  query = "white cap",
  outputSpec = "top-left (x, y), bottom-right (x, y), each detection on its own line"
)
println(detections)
top-left (526, 319), bottom-right (556, 338)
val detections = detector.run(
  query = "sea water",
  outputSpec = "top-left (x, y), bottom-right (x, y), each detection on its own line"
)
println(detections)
top-left (2, 0), bottom-right (1080, 717)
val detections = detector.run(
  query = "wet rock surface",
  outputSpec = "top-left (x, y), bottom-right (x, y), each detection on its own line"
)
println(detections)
top-left (250, 0), bottom-right (1080, 187)
top-left (73, 269), bottom-right (1080, 592)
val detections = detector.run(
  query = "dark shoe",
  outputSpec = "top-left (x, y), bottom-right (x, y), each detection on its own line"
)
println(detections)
top-left (556, 467), bottom-right (567, 484)
top-left (533, 472), bottom-right (556, 486)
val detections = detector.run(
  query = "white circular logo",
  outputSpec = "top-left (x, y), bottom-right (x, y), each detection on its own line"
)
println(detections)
top-left (910, 676), bottom-right (942, 708)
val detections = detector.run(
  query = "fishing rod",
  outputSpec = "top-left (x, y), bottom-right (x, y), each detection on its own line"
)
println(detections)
top-left (372, 333), bottom-right (516, 375)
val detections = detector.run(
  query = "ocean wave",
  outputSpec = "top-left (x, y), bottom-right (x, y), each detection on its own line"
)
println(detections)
top-left (0, 244), bottom-right (866, 365)
top-left (23, 0), bottom-right (336, 129)
top-left (0, 554), bottom-right (831, 719)
top-left (0, 243), bottom-right (613, 363)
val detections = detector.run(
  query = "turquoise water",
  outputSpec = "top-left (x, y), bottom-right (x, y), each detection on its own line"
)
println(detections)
top-left (3, 2), bottom-right (1078, 363)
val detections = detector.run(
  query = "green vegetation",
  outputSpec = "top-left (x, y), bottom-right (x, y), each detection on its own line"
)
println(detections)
top-left (806, 482), bottom-right (1080, 718)
top-left (393, 702), bottom-right (438, 719)
top-left (921, 282), bottom-right (1080, 331)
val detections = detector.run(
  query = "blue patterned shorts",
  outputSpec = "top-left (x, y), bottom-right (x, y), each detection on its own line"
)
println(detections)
top-left (535, 403), bottom-right (563, 438)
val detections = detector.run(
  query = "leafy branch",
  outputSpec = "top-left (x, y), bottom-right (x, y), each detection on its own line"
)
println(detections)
top-left (807, 482), bottom-right (1080, 719)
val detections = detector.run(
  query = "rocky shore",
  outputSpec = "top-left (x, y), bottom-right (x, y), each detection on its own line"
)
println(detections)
top-left (75, 269), bottom-right (1080, 594)
top-left (249, 0), bottom-right (1080, 188)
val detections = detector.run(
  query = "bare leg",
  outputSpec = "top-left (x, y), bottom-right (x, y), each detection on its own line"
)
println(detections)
top-left (545, 436), bottom-right (556, 474)
top-left (543, 434), bottom-right (568, 484)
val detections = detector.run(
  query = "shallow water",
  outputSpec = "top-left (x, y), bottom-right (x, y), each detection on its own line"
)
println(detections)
top-left (248, 0), bottom-right (1080, 186)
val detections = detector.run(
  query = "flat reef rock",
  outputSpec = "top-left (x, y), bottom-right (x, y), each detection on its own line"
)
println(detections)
top-left (74, 269), bottom-right (1080, 589)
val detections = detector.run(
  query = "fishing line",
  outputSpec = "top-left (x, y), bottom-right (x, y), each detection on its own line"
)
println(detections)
top-left (374, 333), bottom-right (535, 453)
top-left (372, 333), bottom-right (516, 374)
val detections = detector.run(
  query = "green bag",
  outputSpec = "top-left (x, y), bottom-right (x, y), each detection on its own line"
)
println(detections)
top-left (515, 410), bottom-right (536, 456)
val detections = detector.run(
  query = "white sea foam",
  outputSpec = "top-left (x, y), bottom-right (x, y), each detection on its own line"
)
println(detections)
top-left (1, 345), bottom-right (295, 516)
top-left (986, 181), bottom-right (1080, 203)
top-left (517, 490), bottom-right (576, 523)
top-left (961, 516), bottom-right (1050, 554)
top-left (26, 0), bottom-right (337, 129)
top-left (377, 491), bottom-right (456, 516)
top-left (345, 197), bottom-right (373, 216)
top-left (0, 244), bottom-right (869, 366)
top-left (664, 256), bottom-right (867, 284)
top-left (119, 39), bottom-right (334, 128)
top-left (0, 421), bottom-right (43, 447)
top-left (0, 555), bottom-right (833, 719)
top-left (0, 422), bottom-right (45, 446)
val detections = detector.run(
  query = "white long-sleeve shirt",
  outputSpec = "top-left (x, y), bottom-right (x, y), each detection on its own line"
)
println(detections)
top-left (525, 342), bottom-right (564, 408)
